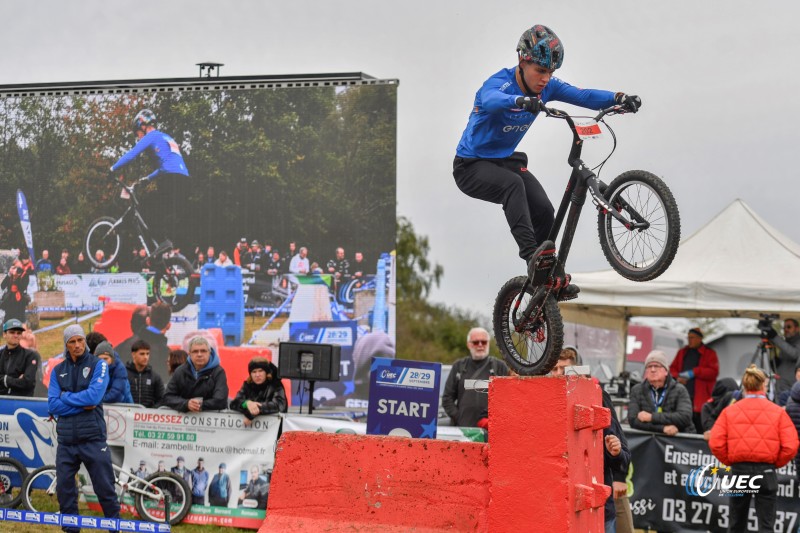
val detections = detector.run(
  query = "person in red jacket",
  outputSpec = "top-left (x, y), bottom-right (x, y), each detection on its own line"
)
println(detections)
top-left (670, 327), bottom-right (719, 433)
top-left (710, 365), bottom-right (798, 533)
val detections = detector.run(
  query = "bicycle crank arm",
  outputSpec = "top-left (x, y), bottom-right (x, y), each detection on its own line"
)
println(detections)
top-left (515, 286), bottom-right (547, 331)
top-left (588, 181), bottom-right (650, 230)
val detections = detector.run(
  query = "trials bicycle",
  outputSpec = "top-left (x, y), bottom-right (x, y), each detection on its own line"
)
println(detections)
top-left (84, 176), bottom-right (199, 312)
top-left (494, 103), bottom-right (681, 376)
top-left (0, 457), bottom-right (28, 508)
top-left (22, 462), bottom-right (192, 525)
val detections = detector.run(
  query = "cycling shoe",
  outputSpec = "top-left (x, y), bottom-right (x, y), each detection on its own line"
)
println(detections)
top-left (558, 283), bottom-right (580, 302)
top-left (526, 240), bottom-right (556, 278)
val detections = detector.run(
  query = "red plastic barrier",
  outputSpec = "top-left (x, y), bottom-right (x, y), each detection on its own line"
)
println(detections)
top-left (488, 376), bottom-right (610, 532)
top-left (92, 302), bottom-right (141, 346)
top-left (260, 432), bottom-right (490, 532)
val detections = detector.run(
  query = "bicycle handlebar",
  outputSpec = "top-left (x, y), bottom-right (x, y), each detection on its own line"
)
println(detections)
top-left (541, 103), bottom-right (629, 123)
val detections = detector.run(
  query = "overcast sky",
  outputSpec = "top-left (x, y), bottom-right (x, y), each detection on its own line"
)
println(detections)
top-left (2, 0), bottom-right (799, 316)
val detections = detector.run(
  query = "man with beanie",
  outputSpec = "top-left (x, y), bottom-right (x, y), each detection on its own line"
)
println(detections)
top-left (93, 341), bottom-right (133, 404)
top-left (669, 327), bottom-right (719, 433)
top-left (628, 350), bottom-right (694, 435)
top-left (0, 318), bottom-right (41, 397)
top-left (442, 327), bottom-right (509, 428)
top-left (47, 324), bottom-right (120, 532)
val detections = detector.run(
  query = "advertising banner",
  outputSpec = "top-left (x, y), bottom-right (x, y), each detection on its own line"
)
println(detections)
top-left (366, 357), bottom-right (440, 438)
top-left (29, 274), bottom-right (148, 309)
top-left (626, 430), bottom-right (800, 533)
top-left (102, 406), bottom-right (281, 529)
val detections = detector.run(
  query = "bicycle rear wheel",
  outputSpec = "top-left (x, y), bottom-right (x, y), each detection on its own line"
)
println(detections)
top-left (85, 216), bottom-right (122, 268)
top-left (22, 464), bottom-right (58, 513)
top-left (493, 276), bottom-right (563, 376)
top-left (598, 170), bottom-right (680, 281)
top-left (152, 254), bottom-right (197, 312)
top-left (134, 471), bottom-right (191, 525)
top-left (0, 457), bottom-right (27, 509)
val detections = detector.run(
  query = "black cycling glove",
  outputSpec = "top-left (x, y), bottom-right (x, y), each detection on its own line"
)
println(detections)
top-left (515, 96), bottom-right (542, 114)
top-left (615, 93), bottom-right (642, 113)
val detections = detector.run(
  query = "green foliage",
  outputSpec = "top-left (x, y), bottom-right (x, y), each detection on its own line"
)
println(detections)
top-left (396, 216), bottom-right (443, 301)
top-left (395, 216), bottom-right (494, 363)
top-left (0, 85), bottom-right (396, 262)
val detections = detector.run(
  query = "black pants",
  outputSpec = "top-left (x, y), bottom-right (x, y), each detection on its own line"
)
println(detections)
top-left (56, 440), bottom-right (120, 533)
top-left (145, 173), bottom-right (192, 252)
top-left (728, 462), bottom-right (778, 533)
top-left (454, 152), bottom-right (554, 260)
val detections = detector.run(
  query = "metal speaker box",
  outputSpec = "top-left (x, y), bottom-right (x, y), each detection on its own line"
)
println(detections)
top-left (278, 342), bottom-right (341, 381)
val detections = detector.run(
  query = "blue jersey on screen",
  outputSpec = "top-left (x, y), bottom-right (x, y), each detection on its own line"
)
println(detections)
top-left (456, 67), bottom-right (616, 159)
top-left (111, 129), bottom-right (189, 179)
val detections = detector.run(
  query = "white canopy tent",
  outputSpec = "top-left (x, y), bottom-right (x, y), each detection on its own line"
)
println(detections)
top-left (561, 199), bottom-right (800, 360)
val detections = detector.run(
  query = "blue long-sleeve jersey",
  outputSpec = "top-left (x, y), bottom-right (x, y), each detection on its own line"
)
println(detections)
top-left (111, 129), bottom-right (189, 180)
top-left (48, 350), bottom-right (110, 444)
top-left (456, 67), bottom-right (617, 159)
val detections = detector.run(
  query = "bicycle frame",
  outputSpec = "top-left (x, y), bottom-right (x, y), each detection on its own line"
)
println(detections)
top-left (515, 105), bottom-right (652, 323)
top-left (109, 180), bottom-right (160, 257)
top-left (40, 463), bottom-right (168, 502)
top-left (546, 106), bottom-right (651, 270)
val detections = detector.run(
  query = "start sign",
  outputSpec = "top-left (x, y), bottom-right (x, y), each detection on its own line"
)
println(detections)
top-left (367, 358), bottom-right (441, 439)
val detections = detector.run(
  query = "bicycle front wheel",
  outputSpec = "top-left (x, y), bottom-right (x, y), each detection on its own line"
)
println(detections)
top-left (598, 170), bottom-right (680, 281)
top-left (22, 464), bottom-right (58, 513)
top-left (134, 471), bottom-right (191, 525)
top-left (85, 216), bottom-right (122, 268)
top-left (0, 457), bottom-right (27, 509)
top-left (493, 276), bottom-right (563, 376)
top-left (152, 255), bottom-right (197, 313)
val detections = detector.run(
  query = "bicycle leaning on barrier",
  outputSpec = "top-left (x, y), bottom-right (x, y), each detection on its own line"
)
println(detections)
top-left (493, 102), bottom-right (681, 376)
top-left (21, 460), bottom-right (191, 525)
top-left (84, 175), bottom-right (199, 312)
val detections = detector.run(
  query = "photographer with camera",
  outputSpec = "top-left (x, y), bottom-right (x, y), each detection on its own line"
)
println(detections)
top-left (760, 315), bottom-right (800, 396)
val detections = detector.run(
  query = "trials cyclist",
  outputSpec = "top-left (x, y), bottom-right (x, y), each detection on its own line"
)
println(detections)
top-left (110, 109), bottom-right (190, 251)
top-left (453, 24), bottom-right (641, 298)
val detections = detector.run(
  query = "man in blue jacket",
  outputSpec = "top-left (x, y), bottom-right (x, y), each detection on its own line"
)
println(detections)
top-left (453, 24), bottom-right (641, 297)
top-left (48, 324), bottom-right (120, 532)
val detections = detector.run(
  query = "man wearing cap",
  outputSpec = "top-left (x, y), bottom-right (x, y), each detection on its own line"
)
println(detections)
top-left (0, 319), bottom-right (41, 397)
top-left (233, 238), bottom-right (249, 267)
top-left (47, 324), bottom-right (120, 531)
top-left (669, 327), bottom-right (719, 433)
top-left (133, 460), bottom-right (149, 479)
top-left (171, 456), bottom-right (192, 486)
top-left (209, 462), bottom-right (232, 507)
top-left (628, 350), bottom-right (694, 435)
